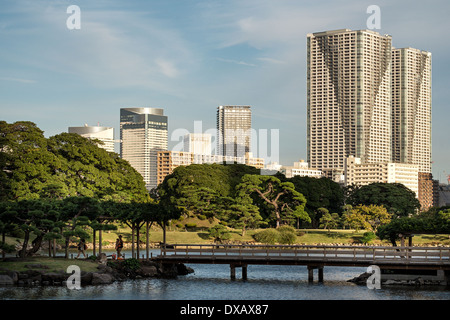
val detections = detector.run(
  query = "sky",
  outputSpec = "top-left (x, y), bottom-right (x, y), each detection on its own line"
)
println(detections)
top-left (1, 0), bottom-right (450, 182)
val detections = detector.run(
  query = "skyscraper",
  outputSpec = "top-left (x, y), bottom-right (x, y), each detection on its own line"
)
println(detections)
top-left (392, 47), bottom-right (432, 173)
top-left (183, 133), bottom-right (212, 155)
top-left (217, 105), bottom-right (252, 158)
top-left (306, 29), bottom-right (392, 173)
top-left (120, 107), bottom-right (168, 190)
top-left (68, 124), bottom-right (115, 153)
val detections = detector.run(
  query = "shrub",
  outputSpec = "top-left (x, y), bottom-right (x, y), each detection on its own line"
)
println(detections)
top-left (122, 258), bottom-right (141, 271)
top-left (198, 215), bottom-right (207, 220)
top-left (253, 229), bottom-right (279, 244)
top-left (361, 232), bottom-right (377, 244)
top-left (278, 231), bottom-right (296, 244)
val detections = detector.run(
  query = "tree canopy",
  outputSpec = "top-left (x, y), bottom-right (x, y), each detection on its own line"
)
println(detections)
top-left (0, 121), bottom-right (149, 202)
top-left (346, 183), bottom-right (420, 217)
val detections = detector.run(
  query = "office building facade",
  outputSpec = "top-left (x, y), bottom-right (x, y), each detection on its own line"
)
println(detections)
top-left (120, 108), bottom-right (168, 190)
top-left (184, 133), bottom-right (212, 155)
top-left (68, 125), bottom-right (115, 153)
top-left (344, 156), bottom-right (419, 197)
top-left (217, 105), bottom-right (252, 158)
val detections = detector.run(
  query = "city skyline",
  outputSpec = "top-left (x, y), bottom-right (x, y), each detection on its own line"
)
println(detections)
top-left (1, 1), bottom-right (450, 182)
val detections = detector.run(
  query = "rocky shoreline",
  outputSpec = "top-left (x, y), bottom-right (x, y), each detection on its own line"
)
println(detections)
top-left (347, 272), bottom-right (448, 286)
top-left (0, 256), bottom-right (194, 287)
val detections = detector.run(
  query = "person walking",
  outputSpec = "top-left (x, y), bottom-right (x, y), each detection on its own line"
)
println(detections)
top-left (76, 238), bottom-right (87, 259)
top-left (115, 235), bottom-right (124, 259)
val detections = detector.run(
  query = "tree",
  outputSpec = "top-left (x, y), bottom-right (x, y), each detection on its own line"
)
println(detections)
top-left (236, 175), bottom-right (309, 228)
top-left (343, 204), bottom-right (392, 232)
top-left (288, 176), bottom-right (344, 227)
top-left (60, 197), bottom-right (101, 258)
top-left (319, 209), bottom-right (341, 233)
top-left (207, 225), bottom-right (231, 243)
top-left (224, 202), bottom-right (264, 236)
top-left (0, 121), bottom-right (149, 202)
top-left (347, 183), bottom-right (420, 217)
top-left (7, 199), bottom-right (62, 257)
top-left (376, 208), bottom-right (450, 246)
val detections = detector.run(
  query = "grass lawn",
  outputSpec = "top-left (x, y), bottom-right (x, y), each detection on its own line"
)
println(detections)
top-left (0, 256), bottom-right (99, 272)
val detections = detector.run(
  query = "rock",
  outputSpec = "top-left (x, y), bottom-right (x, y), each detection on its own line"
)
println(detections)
top-left (80, 272), bottom-right (93, 286)
top-left (0, 275), bottom-right (14, 285)
top-left (91, 273), bottom-right (114, 285)
top-left (347, 272), bottom-right (371, 285)
top-left (42, 272), bottom-right (67, 284)
top-left (96, 253), bottom-right (107, 265)
top-left (137, 266), bottom-right (158, 277)
top-left (176, 263), bottom-right (194, 275)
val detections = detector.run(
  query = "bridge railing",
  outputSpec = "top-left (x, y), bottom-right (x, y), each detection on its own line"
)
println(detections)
top-left (160, 243), bottom-right (450, 264)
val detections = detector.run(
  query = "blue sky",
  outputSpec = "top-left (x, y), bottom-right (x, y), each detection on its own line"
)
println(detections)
top-left (1, 0), bottom-right (450, 182)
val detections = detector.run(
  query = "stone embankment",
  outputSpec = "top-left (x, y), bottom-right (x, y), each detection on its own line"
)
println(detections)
top-left (0, 256), bottom-right (194, 287)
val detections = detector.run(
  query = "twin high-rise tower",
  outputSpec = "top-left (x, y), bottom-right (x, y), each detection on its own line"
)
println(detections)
top-left (306, 29), bottom-right (432, 177)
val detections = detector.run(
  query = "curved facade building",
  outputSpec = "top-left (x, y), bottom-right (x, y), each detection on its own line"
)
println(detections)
top-left (68, 125), bottom-right (115, 153)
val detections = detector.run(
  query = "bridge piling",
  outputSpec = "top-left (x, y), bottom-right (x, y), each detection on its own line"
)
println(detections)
top-left (230, 264), bottom-right (248, 280)
top-left (308, 265), bottom-right (324, 283)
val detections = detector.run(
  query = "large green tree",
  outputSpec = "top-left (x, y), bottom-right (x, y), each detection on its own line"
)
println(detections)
top-left (377, 208), bottom-right (450, 246)
top-left (347, 183), bottom-right (420, 217)
top-left (287, 176), bottom-right (344, 227)
top-left (0, 121), bottom-right (148, 202)
top-left (236, 174), bottom-right (309, 228)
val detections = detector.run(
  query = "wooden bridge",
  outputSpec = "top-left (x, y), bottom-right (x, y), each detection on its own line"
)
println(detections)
top-left (155, 243), bottom-right (450, 283)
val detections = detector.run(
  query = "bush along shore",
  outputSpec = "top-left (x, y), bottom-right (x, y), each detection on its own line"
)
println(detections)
top-left (0, 255), bottom-right (194, 287)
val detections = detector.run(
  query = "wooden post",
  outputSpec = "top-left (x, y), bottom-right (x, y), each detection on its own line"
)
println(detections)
top-left (230, 265), bottom-right (236, 280)
top-left (308, 266), bottom-right (314, 283)
top-left (318, 266), bottom-right (324, 283)
top-left (242, 265), bottom-right (248, 280)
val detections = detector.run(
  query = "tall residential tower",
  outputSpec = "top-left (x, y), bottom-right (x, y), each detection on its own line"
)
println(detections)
top-left (120, 107), bottom-right (168, 190)
top-left (391, 47), bottom-right (432, 173)
top-left (307, 29), bottom-right (392, 173)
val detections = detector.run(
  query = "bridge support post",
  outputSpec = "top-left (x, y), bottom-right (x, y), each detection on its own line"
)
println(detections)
top-left (242, 265), bottom-right (247, 280)
top-left (230, 264), bottom-right (247, 280)
top-left (308, 265), bottom-right (324, 283)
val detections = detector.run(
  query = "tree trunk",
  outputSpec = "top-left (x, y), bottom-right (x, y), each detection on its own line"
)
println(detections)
top-left (131, 223), bottom-right (135, 259)
top-left (136, 224), bottom-right (140, 259)
top-left (146, 221), bottom-right (150, 261)
top-left (2, 232), bottom-right (6, 259)
top-left (20, 231), bottom-right (30, 258)
top-left (27, 234), bottom-right (43, 256)
top-left (93, 229), bottom-right (96, 256)
top-left (99, 229), bottom-right (102, 255)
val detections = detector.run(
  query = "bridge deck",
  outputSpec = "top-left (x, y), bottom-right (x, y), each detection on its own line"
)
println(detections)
top-left (155, 244), bottom-right (450, 270)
